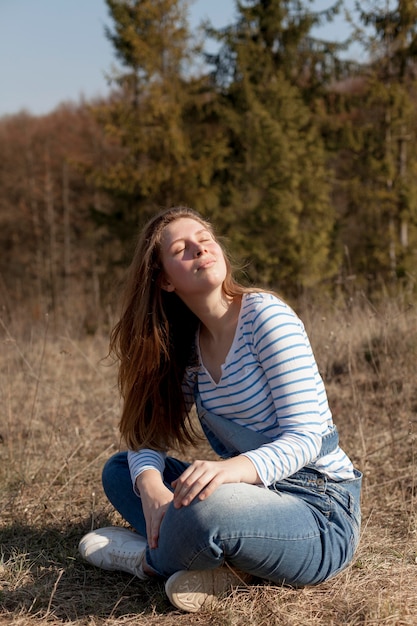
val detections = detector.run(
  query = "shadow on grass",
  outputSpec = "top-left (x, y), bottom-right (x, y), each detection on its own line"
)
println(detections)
top-left (0, 520), bottom-right (172, 621)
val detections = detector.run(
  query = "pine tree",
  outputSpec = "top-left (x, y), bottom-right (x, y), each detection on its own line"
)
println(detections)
top-left (364, 0), bottom-right (417, 287)
top-left (206, 0), bottom-right (338, 294)
top-left (325, 0), bottom-right (417, 293)
top-left (88, 0), bottom-right (228, 256)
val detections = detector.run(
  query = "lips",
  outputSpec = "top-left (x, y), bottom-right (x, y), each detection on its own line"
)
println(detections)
top-left (197, 258), bottom-right (216, 270)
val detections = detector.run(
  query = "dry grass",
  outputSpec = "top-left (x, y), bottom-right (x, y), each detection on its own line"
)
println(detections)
top-left (1, 296), bottom-right (416, 625)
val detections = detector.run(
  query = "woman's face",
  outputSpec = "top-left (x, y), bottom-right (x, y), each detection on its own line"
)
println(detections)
top-left (159, 217), bottom-right (227, 300)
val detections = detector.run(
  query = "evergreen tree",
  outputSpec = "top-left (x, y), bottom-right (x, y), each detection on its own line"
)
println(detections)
top-left (207, 0), bottom-right (338, 294)
top-left (325, 0), bottom-right (417, 293)
top-left (88, 0), bottom-right (227, 257)
top-left (362, 0), bottom-right (417, 287)
top-left (208, 0), bottom-right (348, 102)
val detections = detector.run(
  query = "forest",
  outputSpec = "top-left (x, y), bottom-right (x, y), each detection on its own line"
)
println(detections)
top-left (1, 0), bottom-right (417, 330)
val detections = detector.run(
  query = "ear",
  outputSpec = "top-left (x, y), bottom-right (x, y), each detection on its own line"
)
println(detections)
top-left (160, 275), bottom-right (175, 292)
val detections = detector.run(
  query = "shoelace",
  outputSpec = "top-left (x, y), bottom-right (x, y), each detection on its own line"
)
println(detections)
top-left (111, 550), bottom-right (141, 568)
top-left (110, 549), bottom-right (148, 580)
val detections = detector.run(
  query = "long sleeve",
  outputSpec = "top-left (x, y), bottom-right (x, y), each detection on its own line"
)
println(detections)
top-left (240, 298), bottom-right (324, 484)
top-left (194, 293), bottom-right (354, 485)
top-left (127, 448), bottom-right (167, 494)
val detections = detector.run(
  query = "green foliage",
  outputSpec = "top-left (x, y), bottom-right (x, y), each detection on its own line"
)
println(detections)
top-left (4, 0), bottom-right (417, 313)
top-left (89, 0), bottom-right (228, 255)
top-left (206, 0), bottom-right (338, 293)
top-left (321, 0), bottom-right (417, 295)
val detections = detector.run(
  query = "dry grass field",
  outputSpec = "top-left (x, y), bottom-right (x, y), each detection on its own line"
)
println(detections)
top-left (1, 295), bottom-right (416, 625)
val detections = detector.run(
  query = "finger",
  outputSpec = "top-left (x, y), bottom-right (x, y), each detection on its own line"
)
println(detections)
top-left (146, 525), bottom-right (155, 548)
top-left (172, 463), bottom-right (197, 488)
top-left (172, 461), bottom-right (219, 506)
top-left (174, 470), bottom-right (214, 507)
top-left (148, 517), bottom-right (160, 549)
top-left (173, 467), bottom-right (202, 501)
top-left (197, 475), bottom-right (222, 501)
top-left (144, 509), bottom-right (159, 549)
top-left (150, 504), bottom-right (169, 548)
top-left (186, 467), bottom-right (228, 504)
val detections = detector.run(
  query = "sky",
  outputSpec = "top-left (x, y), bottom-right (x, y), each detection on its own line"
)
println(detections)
top-left (0, 0), bottom-right (357, 118)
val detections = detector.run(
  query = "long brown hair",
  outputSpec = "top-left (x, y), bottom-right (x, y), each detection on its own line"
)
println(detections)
top-left (111, 206), bottom-right (257, 451)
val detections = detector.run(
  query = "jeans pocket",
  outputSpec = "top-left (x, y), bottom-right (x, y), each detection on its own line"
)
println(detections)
top-left (326, 473), bottom-right (362, 529)
top-left (271, 476), bottom-right (333, 519)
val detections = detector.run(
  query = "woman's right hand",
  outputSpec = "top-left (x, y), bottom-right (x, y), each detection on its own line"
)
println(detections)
top-left (135, 470), bottom-right (174, 549)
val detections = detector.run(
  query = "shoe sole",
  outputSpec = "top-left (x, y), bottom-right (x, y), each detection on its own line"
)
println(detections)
top-left (165, 567), bottom-right (251, 613)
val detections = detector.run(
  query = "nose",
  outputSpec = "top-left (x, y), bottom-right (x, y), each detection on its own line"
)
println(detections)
top-left (194, 243), bottom-right (204, 258)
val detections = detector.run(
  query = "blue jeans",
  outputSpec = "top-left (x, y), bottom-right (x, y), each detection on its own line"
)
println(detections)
top-left (102, 452), bottom-right (362, 586)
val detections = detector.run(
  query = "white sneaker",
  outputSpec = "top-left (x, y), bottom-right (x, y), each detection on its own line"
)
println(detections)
top-left (165, 567), bottom-right (251, 612)
top-left (78, 526), bottom-right (148, 580)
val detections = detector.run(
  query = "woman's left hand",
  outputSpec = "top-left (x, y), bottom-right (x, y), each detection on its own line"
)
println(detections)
top-left (171, 456), bottom-right (260, 508)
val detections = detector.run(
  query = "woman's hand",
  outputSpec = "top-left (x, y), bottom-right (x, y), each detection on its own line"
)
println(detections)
top-left (172, 456), bottom-right (260, 508)
top-left (135, 470), bottom-right (174, 549)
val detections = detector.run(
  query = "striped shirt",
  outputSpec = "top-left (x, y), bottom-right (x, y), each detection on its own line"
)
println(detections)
top-left (128, 292), bottom-right (355, 488)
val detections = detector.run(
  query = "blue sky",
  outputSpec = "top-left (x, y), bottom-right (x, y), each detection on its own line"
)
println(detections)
top-left (0, 0), bottom-right (356, 118)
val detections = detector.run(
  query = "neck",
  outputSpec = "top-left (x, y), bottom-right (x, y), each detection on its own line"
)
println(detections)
top-left (200, 293), bottom-right (241, 343)
top-left (182, 287), bottom-right (241, 342)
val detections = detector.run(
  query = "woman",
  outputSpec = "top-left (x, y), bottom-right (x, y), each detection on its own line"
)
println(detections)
top-left (79, 206), bottom-right (362, 613)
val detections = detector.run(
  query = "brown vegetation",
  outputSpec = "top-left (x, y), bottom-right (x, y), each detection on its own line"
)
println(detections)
top-left (1, 294), bottom-right (416, 625)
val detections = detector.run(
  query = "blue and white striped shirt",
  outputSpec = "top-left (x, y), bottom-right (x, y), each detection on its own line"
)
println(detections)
top-left (128, 292), bottom-right (355, 487)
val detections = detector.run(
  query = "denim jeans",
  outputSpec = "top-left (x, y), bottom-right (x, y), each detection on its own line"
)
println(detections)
top-left (102, 452), bottom-right (362, 586)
